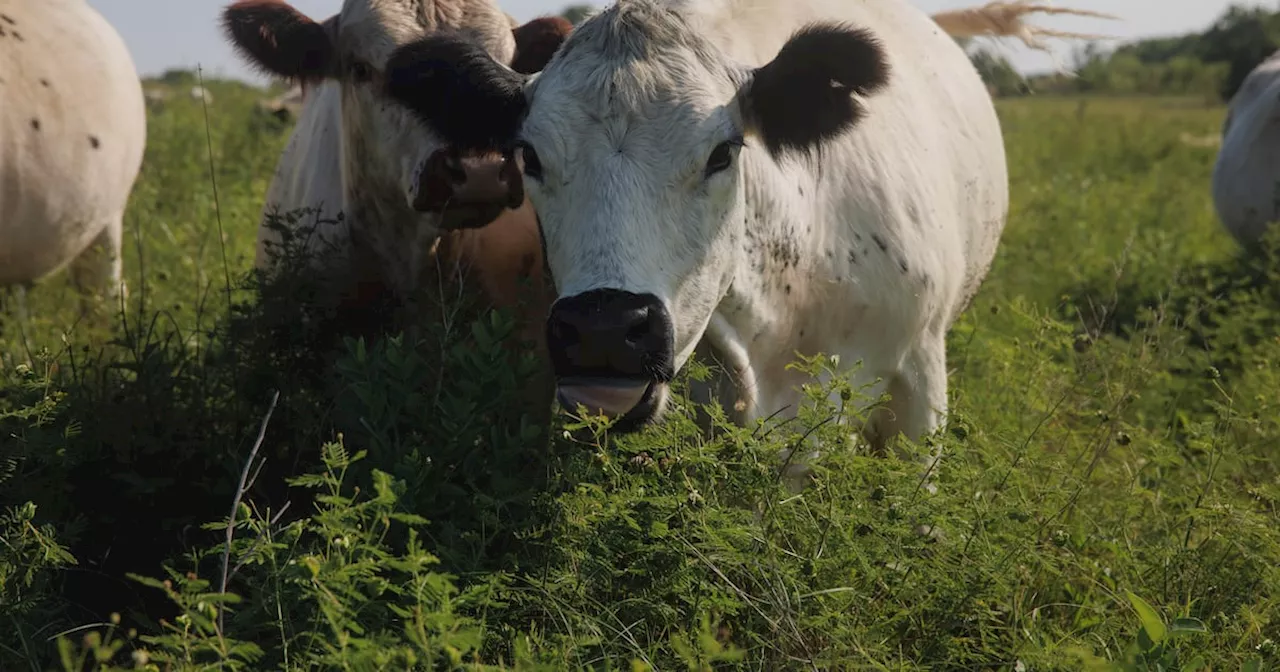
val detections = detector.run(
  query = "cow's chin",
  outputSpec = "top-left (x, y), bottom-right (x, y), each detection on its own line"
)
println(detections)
top-left (556, 377), bottom-right (667, 433)
top-left (433, 204), bottom-right (511, 231)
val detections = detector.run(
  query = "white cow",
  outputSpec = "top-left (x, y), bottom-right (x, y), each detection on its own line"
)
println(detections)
top-left (220, 1), bottom-right (570, 307)
top-left (0, 0), bottom-right (145, 312)
top-left (381, 0), bottom-right (1106, 466)
top-left (1213, 49), bottom-right (1280, 249)
top-left (190, 85), bottom-right (214, 104)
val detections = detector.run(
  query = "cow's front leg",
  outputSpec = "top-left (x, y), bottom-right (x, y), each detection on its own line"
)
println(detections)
top-left (69, 216), bottom-right (126, 321)
top-left (777, 362), bottom-right (890, 494)
top-left (880, 334), bottom-right (948, 494)
top-left (1, 283), bottom-right (31, 325)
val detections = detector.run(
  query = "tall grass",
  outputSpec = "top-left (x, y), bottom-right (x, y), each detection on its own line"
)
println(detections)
top-left (1, 90), bottom-right (1276, 670)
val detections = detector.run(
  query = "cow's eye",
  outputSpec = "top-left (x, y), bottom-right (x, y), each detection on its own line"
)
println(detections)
top-left (349, 60), bottom-right (374, 83)
top-left (518, 142), bottom-right (543, 181)
top-left (704, 138), bottom-right (741, 177)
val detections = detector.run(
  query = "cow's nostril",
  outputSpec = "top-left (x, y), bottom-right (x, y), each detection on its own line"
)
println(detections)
top-left (548, 290), bottom-right (672, 381)
top-left (548, 317), bottom-right (578, 345)
top-left (624, 320), bottom-right (649, 346)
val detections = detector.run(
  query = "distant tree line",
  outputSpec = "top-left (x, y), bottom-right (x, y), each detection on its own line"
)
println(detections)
top-left (965, 3), bottom-right (1280, 100)
top-left (561, 3), bottom-right (594, 25)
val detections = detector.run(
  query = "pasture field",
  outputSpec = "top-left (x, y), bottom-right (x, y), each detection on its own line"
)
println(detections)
top-left (1, 85), bottom-right (1278, 670)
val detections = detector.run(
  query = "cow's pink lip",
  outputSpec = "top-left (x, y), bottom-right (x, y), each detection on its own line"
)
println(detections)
top-left (556, 378), bottom-right (652, 418)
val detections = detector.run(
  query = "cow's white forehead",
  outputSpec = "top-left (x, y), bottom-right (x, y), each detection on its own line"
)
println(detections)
top-left (529, 0), bottom-right (739, 115)
top-left (338, 0), bottom-right (515, 66)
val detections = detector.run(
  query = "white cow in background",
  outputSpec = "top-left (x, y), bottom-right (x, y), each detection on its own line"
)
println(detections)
top-left (1213, 49), bottom-right (1280, 249)
top-left (382, 0), bottom-right (1109, 478)
top-left (0, 0), bottom-right (145, 314)
top-left (190, 85), bottom-right (214, 104)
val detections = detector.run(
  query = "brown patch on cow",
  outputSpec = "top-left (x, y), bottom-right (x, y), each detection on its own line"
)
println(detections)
top-left (432, 199), bottom-right (555, 418)
top-left (221, 0), bottom-right (336, 83)
top-left (510, 16), bottom-right (573, 75)
top-left (30, 119), bottom-right (39, 131)
top-left (434, 200), bottom-right (551, 338)
top-left (89, 135), bottom-right (101, 149)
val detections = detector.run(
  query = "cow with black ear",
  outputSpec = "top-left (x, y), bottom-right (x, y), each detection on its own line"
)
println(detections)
top-left (380, 0), bottom-right (1098, 488)
top-left (220, 0), bottom-right (572, 307)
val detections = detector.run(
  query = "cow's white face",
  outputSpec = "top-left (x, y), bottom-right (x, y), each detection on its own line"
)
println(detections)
top-left (222, 0), bottom-right (532, 234)
top-left (519, 21), bottom-right (751, 427)
top-left (380, 0), bottom-right (890, 430)
top-left (334, 1), bottom-right (519, 220)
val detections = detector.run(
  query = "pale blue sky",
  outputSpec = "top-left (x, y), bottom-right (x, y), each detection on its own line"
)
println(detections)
top-left (87, 0), bottom-right (1275, 83)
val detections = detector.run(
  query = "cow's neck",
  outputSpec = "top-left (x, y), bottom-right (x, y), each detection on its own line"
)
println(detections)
top-left (340, 137), bottom-right (440, 302)
top-left (706, 149), bottom-right (841, 424)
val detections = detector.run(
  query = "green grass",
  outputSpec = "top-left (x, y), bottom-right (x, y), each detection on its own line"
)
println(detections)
top-left (1, 88), bottom-right (1277, 670)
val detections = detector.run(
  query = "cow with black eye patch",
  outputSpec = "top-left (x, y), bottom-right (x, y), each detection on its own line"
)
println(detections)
top-left (220, 1), bottom-right (571, 311)
top-left (381, 0), bottom-right (1104, 483)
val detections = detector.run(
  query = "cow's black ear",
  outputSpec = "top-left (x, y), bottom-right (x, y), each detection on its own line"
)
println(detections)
top-left (222, 0), bottom-right (337, 83)
top-left (384, 33), bottom-right (529, 152)
top-left (737, 23), bottom-right (890, 159)
top-left (511, 16), bottom-right (573, 74)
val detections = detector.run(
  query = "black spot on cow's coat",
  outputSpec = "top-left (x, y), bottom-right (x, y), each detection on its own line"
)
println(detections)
top-left (871, 233), bottom-right (888, 252)
top-left (89, 135), bottom-right (101, 149)
top-left (30, 119), bottom-right (39, 131)
top-left (741, 23), bottom-right (890, 159)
